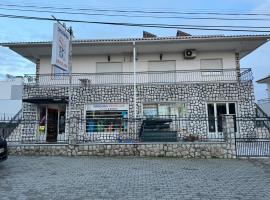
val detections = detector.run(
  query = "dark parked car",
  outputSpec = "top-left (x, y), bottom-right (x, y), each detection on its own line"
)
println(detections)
top-left (0, 136), bottom-right (7, 162)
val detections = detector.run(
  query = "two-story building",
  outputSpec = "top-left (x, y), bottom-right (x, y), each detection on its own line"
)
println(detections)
top-left (1, 33), bottom-right (269, 143)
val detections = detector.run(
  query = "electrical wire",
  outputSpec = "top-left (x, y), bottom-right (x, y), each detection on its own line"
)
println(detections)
top-left (0, 13), bottom-right (270, 33)
top-left (1, 7), bottom-right (270, 21)
top-left (1, 3), bottom-right (270, 17)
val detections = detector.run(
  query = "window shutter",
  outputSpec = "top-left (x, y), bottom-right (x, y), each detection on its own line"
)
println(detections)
top-left (96, 62), bottom-right (123, 73)
top-left (200, 59), bottom-right (223, 70)
top-left (148, 61), bottom-right (176, 71)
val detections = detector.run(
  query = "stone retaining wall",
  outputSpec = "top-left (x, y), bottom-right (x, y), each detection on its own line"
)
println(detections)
top-left (8, 142), bottom-right (235, 158)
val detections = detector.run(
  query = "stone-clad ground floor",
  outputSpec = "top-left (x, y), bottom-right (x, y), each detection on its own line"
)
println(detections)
top-left (0, 156), bottom-right (270, 200)
top-left (20, 81), bottom-right (256, 143)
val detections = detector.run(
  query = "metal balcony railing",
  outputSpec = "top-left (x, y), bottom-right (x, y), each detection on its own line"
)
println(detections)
top-left (24, 68), bottom-right (252, 86)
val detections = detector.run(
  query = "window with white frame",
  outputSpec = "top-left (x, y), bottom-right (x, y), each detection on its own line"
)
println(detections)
top-left (148, 61), bottom-right (176, 71)
top-left (200, 59), bottom-right (223, 70)
top-left (96, 62), bottom-right (123, 73)
top-left (96, 62), bottom-right (123, 84)
top-left (200, 59), bottom-right (223, 76)
top-left (143, 102), bottom-right (187, 118)
top-left (148, 61), bottom-right (176, 83)
top-left (85, 104), bottom-right (128, 134)
top-left (207, 102), bottom-right (237, 133)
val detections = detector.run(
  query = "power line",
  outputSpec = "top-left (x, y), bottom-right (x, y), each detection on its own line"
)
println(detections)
top-left (1, 3), bottom-right (270, 17)
top-left (1, 6), bottom-right (270, 22)
top-left (0, 13), bottom-right (270, 33)
top-left (0, 7), bottom-right (270, 29)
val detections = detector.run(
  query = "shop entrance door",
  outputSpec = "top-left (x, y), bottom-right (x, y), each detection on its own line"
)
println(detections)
top-left (46, 109), bottom-right (58, 142)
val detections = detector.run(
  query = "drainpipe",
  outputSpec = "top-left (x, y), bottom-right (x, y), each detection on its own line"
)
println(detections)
top-left (133, 41), bottom-right (137, 130)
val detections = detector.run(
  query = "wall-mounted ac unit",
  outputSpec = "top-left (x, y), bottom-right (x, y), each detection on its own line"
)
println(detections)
top-left (183, 49), bottom-right (196, 59)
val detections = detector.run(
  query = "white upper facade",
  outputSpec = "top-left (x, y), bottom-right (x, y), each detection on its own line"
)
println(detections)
top-left (1, 34), bottom-right (270, 75)
top-left (39, 51), bottom-right (235, 74)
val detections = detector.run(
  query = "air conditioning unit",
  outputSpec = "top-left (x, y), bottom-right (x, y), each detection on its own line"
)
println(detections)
top-left (183, 49), bottom-right (196, 59)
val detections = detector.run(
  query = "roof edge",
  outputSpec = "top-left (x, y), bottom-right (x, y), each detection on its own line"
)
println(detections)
top-left (1, 34), bottom-right (270, 47)
top-left (257, 75), bottom-right (270, 83)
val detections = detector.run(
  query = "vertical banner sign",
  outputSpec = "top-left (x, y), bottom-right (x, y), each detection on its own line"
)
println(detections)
top-left (51, 23), bottom-right (70, 71)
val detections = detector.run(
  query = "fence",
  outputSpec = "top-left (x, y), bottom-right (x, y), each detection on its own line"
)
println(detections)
top-left (76, 117), bottom-right (226, 143)
top-left (23, 68), bottom-right (252, 86)
top-left (3, 116), bottom-right (270, 147)
top-left (235, 117), bottom-right (270, 157)
top-left (1, 119), bottom-right (68, 144)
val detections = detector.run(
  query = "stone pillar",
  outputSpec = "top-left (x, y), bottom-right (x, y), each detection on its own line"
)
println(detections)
top-left (21, 103), bottom-right (38, 143)
top-left (222, 115), bottom-right (236, 158)
top-left (68, 116), bottom-right (78, 145)
top-left (35, 58), bottom-right (40, 84)
top-left (235, 53), bottom-right (240, 81)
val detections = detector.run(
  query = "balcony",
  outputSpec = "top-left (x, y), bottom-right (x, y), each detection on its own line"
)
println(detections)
top-left (24, 68), bottom-right (252, 87)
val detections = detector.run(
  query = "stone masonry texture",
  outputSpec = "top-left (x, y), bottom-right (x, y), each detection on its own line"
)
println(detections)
top-left (8, 142), bottom-right (234, 158)
top-left (21, 81), bottom-right (256, 141)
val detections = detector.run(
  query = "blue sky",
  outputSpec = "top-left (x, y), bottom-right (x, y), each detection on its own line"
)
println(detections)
top-left (0, 0), bottom-right (270, 100)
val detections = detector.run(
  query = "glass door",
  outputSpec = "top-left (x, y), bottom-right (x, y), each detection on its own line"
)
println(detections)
top-left (207, 102), bottom-right (236, 134)
top-left (216, 103), bottom-right (227, 132)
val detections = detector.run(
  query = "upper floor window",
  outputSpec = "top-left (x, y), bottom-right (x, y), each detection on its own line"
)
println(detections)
top-left (96, 62), bottom-right (123, 73)
top-left (148, 61), bottom-right (176, 72)
top-left (148, 61), bottom-right (176, 83)
top-left (200, 58), bottom-right (223, 71)
top-left (96, 62), bottom-right (123, 84)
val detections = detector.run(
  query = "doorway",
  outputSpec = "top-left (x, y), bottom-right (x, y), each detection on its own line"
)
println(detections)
top-left (38, 105), bottom-right (66, 143)
top-left (46, 109), bottom-right (58, 142)
top-left (207, 102), bottom-right (237, 134)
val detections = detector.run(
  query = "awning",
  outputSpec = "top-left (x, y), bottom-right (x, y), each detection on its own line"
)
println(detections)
top-left (23, 97), bottom-right (68, 104)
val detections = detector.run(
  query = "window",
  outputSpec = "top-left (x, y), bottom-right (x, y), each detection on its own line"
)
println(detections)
top-left (200, 59), bottom-right (223, 76)
top-left (207, 102), bottom-right (237, 133)
top-left (96, 62), bottom-right (123, 84)
top-left (85, 104), bottom-right (128, 134)
top-left (86, 110), bottom-right (128, 133)
top-left (143, 102), bottom-right (187, 118)
top-left (200, 59), bottom-right (223, 70)
top-left (96, 62), bottom-right (123, 73)
top-left (148, 61), bottom-right (176, 83)
top-left (148, 61), bottom-right (176, 72)
top-left (143, 104), bottom-right (158, 117)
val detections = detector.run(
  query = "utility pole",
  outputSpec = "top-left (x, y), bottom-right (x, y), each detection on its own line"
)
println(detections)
top-left (51, 16), bottom-right (73, 141)
top-left (133, 41), bottom-right (137, 133)
top-left (68, 26), bottom-right (73, 141)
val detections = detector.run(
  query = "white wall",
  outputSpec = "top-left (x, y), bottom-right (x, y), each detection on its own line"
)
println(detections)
top-left (39, 51), bottom-right (236, 74)
top-left (0, 77), bottom-right (23, 118)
